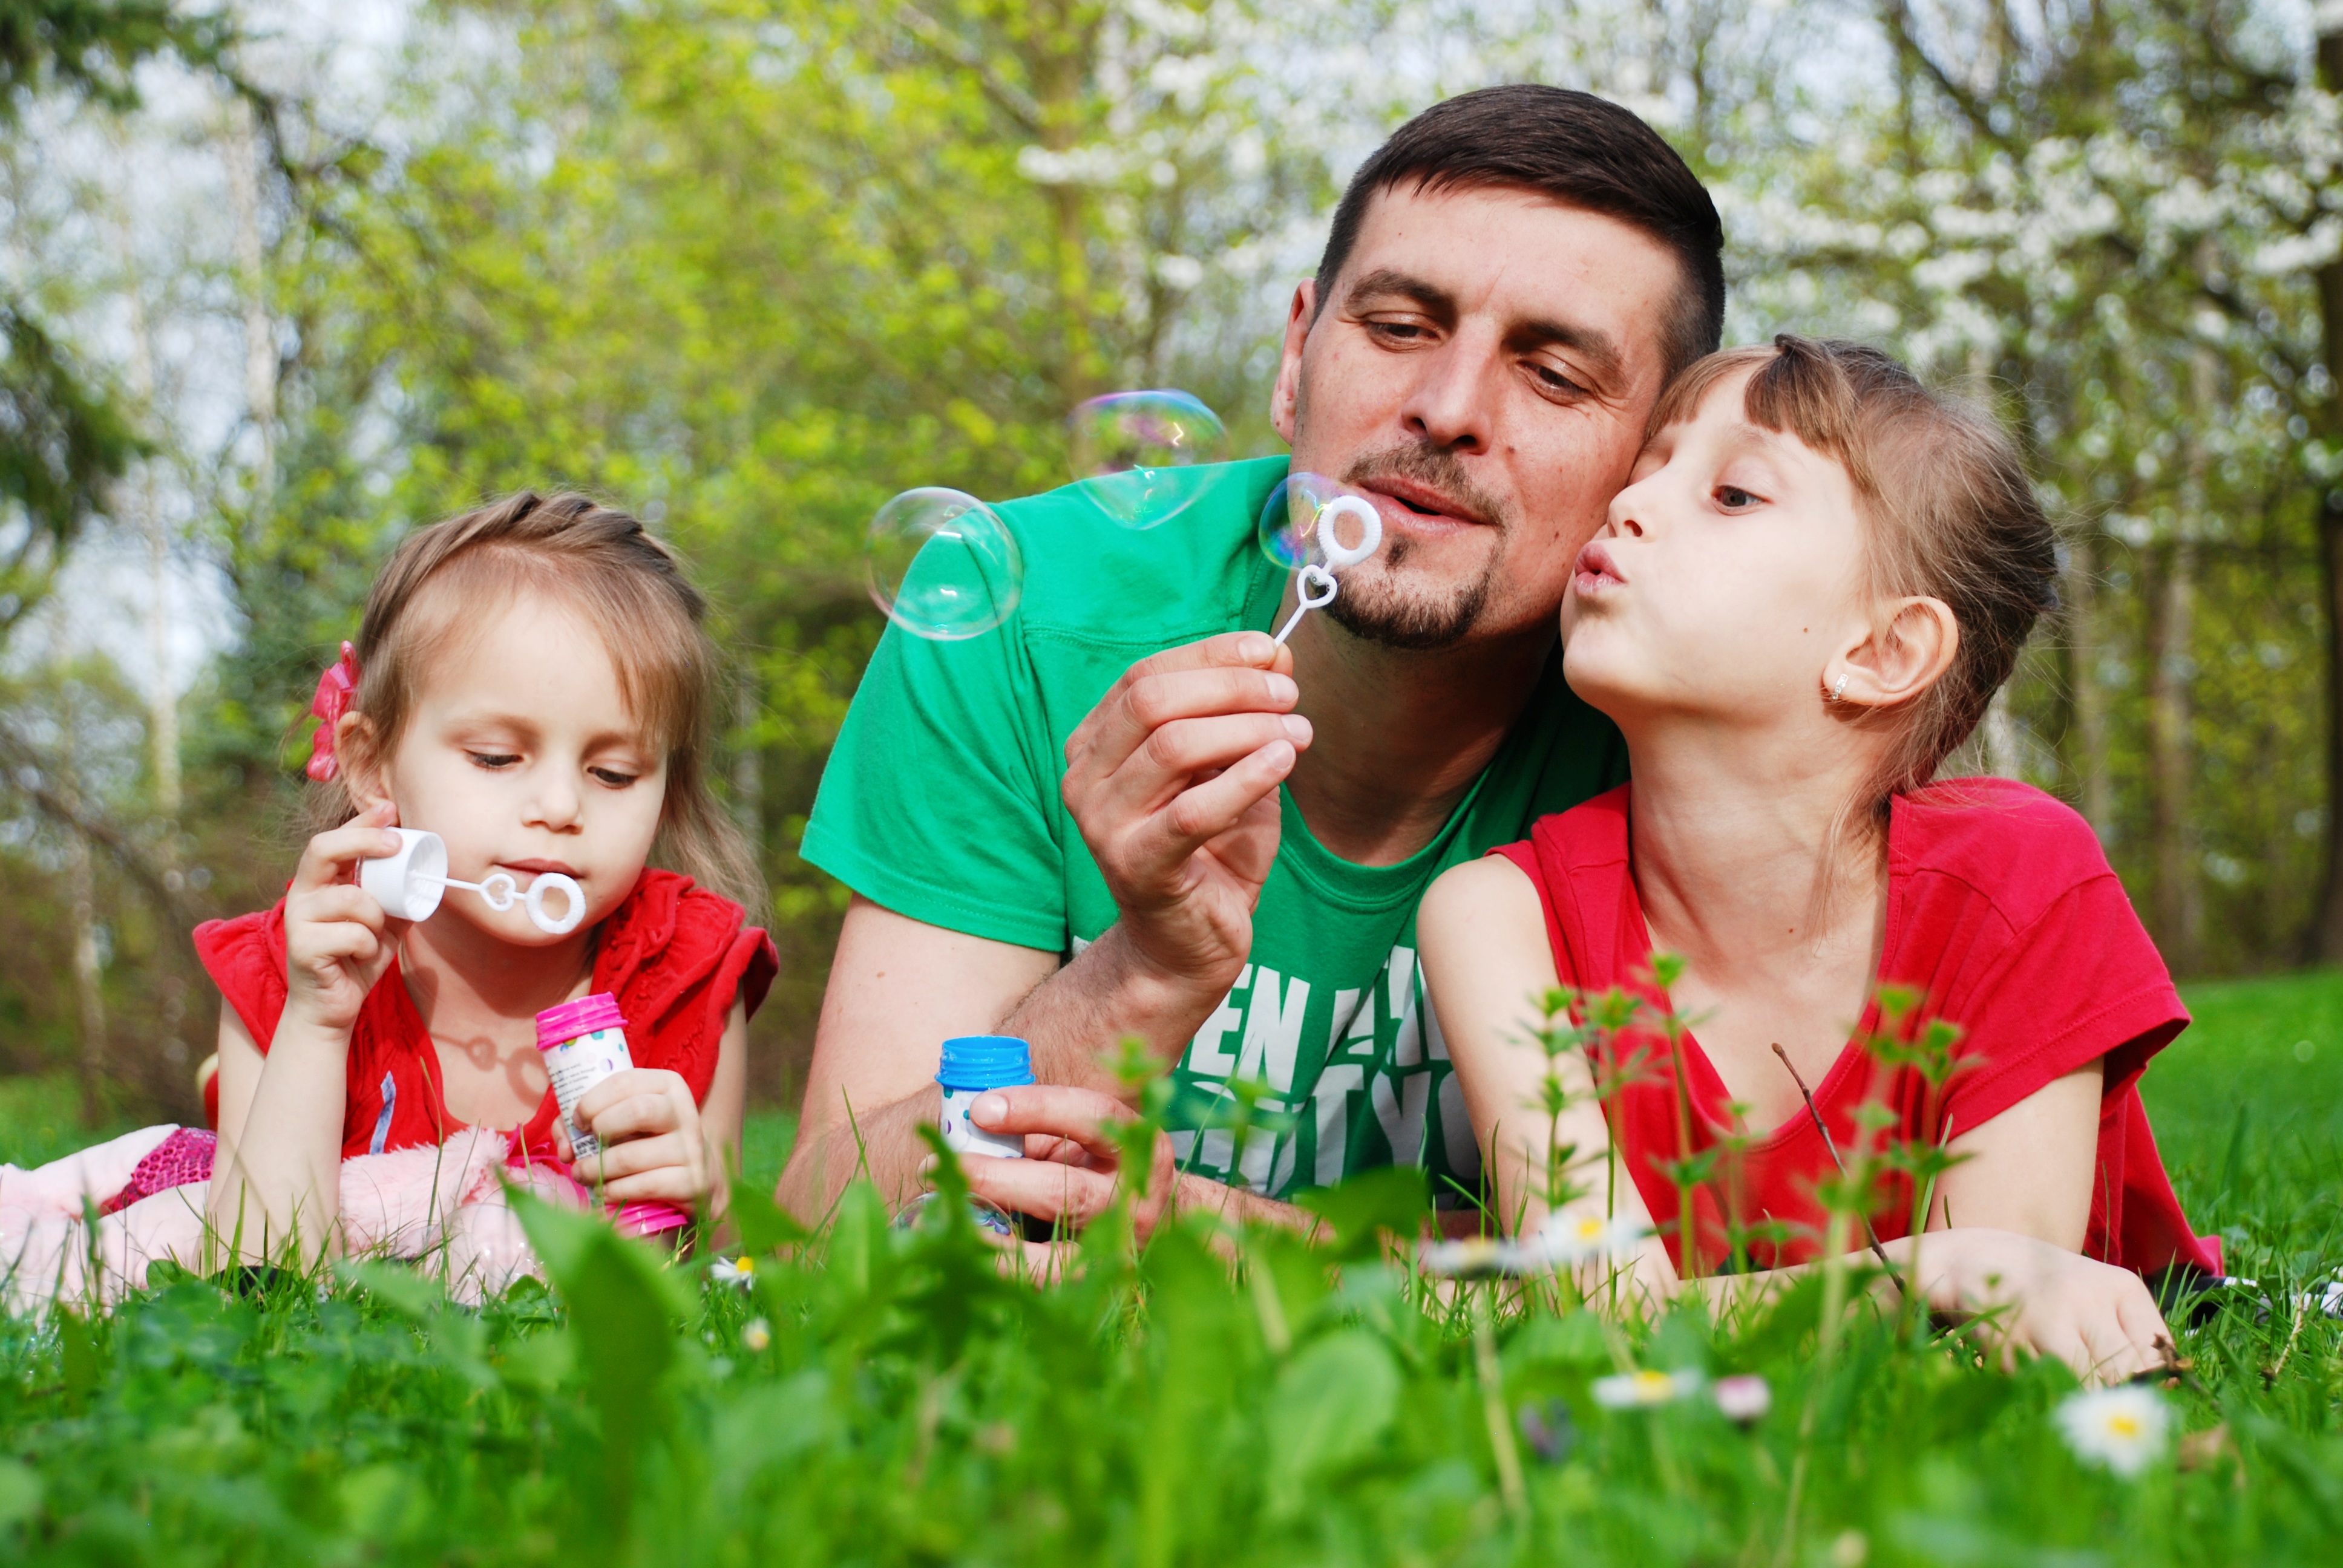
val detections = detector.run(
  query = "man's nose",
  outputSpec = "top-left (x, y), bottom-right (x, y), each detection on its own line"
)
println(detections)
top-left (1396, 328), bottom-right (1499, 452)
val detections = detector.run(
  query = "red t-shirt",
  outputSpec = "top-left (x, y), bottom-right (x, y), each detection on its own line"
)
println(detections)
top-left (1493, 780), bottom-right (2220, 1279)
top-left (194, 869), bottom-right (778, 1161)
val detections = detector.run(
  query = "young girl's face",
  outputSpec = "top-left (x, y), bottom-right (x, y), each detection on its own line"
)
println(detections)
top-left (359, 598), bottom-right (669, 947)
top-left (1561, 365), bottom-right (1872, 728)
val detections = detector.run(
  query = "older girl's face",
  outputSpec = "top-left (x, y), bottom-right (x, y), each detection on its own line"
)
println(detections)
top-left (1559, 366), bottom-right (1872, 730)
top-left (352, 599), bottom-right (669, 948)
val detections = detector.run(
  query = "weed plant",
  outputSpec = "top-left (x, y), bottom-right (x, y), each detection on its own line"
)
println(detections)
top-left (1, 973), bottom-right (2341, 1566)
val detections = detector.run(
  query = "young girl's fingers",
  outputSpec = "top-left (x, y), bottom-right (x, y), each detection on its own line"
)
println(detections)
top-left (291, 810), bottom-right (404, 894)
top-left (570, 1070), bottom-right (692, 1140)
top-left (290, 883), bottom-right (392, 933)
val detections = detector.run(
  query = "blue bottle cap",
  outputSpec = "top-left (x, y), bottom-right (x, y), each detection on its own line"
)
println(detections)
top-left (936, 1035), bottom-right (1036, 1092)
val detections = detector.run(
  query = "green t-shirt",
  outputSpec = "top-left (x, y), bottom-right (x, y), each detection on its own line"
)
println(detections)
top-left (802, 457), bottom-right (1627, 1206)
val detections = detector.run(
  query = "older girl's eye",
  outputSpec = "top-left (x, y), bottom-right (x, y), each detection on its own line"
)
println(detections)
top-left (1717, 485), bottom-right (1758, 510)
top-left (468, 752), bottom-right (520, 770)
top-left (589, 766), bottom-right (639, 788)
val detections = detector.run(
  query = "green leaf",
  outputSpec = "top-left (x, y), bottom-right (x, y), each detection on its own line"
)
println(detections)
top-left (1265, 1330), bottom-right (1399, 1515)
top-left (334, 1258), bottom-right (448, 1321)
top-left (727, 1168), bottom-right (810, 1256)
top-left (1294, 1165), bottom-right (1430, 1261)
top-left (0, 1459), bottom-right (39, 1532)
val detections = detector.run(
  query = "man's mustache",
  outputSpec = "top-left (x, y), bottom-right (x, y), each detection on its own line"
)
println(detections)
top-left (1339, 440), bottom-right (1510, 532)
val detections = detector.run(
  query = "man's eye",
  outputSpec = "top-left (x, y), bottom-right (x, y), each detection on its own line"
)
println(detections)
top-left (1533, 364), bottom-right (1589, 399)
top-left (1366, 319), bottom-right (1430, 342)
top-left (589, 767), bottom-right (639, 788)
top-left (468, 752), bottom-right (520, 770)
top-left (1717, 486), bottom-right (1759, 510)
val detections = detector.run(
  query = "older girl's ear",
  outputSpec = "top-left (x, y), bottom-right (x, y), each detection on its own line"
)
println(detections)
top-left (1832, 596), bottom-right (1959, 709)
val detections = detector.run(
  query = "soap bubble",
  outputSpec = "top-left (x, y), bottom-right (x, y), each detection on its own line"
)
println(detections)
top-left (864, 488), bottom-right (1024, 641)
top-left (1070, 390), bottom-right (1230, 529)
top-left (1257, 471), bottom-right (1385, 574)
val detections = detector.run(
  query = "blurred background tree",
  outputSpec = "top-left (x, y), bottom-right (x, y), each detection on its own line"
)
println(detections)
top-left (7, 0), bottom-right (2342, 1125)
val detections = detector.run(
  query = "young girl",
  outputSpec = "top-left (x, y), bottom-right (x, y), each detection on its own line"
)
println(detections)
top-left (1419, 337), bottom-right (2216, 1383)
top-left (198, 490), bottom-right (776, 1264)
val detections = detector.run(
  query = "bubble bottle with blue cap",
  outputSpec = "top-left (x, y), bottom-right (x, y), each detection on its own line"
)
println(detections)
top-left (936, 1034), bottom-right (1034, 1237)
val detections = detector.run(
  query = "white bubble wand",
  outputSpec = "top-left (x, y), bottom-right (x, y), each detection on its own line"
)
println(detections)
top-left (1271, 494), bottom-right (1383, 645)
top-left (360, 827), bottom-right (588, 935)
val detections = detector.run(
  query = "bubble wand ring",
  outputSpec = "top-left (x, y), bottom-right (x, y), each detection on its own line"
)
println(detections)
top-left (360, 828), bottom-right (588, 935)
top-left (1270, 494), bottom-right (1383, 646)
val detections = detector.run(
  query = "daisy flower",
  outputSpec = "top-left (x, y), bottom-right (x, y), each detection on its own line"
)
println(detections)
top-left (1711, 1373), bottom-right (1772, 1423)
top-left (1417, 1236), bottom-right (1518, 1279)
top-left (741, 1317), bottom-right (772, 1353)
top-left (710, 1254), bottom-right (758, 1289)
top-left (1592, 1368), bottom-right (1702, 1409)
top-left (1523, 1212), bottom-right (1653, 1268)
top-left (2055, 1385), bottom-right (2170, 1476)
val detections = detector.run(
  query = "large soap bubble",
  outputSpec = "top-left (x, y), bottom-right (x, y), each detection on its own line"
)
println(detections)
top-left (1070, 390), bottom-right (1230, 530)
top-left (865, 488), bottom-right (1024, 641)
top-left (1257, 472), bottom-right (1385, 645)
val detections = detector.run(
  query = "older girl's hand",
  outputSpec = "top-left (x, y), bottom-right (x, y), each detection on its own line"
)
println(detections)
top-left (559, 1067), bottom-right (718, 1212)
top-left (281, 800), bottom-right (407, 1038)
top-left (1921, 1227), bottom-right (2175, 1384)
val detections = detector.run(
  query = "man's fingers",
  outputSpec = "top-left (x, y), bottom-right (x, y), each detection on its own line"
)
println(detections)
top-left (968, 1084), bottom-right (1134, 1163)
top-left (1070, 632), bottom-right (1292, 749)
top-left (965, 1155), bottom-right (1121, 1226)
top-left (1069, 655), bottom-right (1300, 781)
top-left (1117, 740), bottom-right (1298, 868)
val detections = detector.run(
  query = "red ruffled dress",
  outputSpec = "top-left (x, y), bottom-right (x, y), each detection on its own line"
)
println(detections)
top-left (1492, 781), bottom-right (2221, 1279)
top-left (193, 869), bottom-right (777, 1163)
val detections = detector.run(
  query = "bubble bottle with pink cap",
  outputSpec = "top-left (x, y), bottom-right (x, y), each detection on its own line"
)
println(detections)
top-left (536, 993), bottom-right (690, 1240)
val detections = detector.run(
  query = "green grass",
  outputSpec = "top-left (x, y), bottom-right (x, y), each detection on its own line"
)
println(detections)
top-left (0, 978), bottom-right (2339, 1566)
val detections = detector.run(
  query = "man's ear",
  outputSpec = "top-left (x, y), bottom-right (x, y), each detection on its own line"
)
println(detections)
top-left (1833, 596), bottom-right (1959, 708)
top-left (333, 711), bottom-right (394, 815)
top-left (1270, 279), bottom-right (1316, 446)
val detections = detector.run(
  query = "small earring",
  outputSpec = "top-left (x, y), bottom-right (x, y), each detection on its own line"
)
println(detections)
top-left (1826, 673), bottom-right (1849, 703)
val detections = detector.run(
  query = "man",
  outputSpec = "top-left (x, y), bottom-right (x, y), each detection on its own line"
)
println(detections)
top-left (781, 85), bottom-right (1724, 1239)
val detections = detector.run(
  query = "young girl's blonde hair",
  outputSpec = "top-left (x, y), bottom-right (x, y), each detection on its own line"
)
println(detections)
top-left (304, 491), bottom-right (764, 913)
top-left (1650, 335), bottom-right (2060, 815)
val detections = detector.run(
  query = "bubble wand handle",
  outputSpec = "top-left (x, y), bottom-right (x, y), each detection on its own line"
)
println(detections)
top-left (1271, 565), bottom-right (1339, 646)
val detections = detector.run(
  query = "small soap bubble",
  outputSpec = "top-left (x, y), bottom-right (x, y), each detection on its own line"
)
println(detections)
top-left (864, 488), bottom-right (1024, 641)
top-left (1257, 471), bottom-right (1384, 573)
top-left (1070, 390), bottom-right (1230, 529)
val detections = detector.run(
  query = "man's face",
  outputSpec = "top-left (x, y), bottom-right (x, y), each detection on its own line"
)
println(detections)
top-left (1272, 182), bottom-right (1687, 650)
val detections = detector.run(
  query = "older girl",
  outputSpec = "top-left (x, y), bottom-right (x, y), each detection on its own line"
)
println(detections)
top-left (1420, 337), bottom-right (2215, 1382)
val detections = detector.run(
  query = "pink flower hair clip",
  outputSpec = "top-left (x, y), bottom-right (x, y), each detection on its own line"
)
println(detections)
top-left (305, 642), bottom-right (361, 782)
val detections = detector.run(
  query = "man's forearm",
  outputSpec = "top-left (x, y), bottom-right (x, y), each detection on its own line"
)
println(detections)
top-left (1000, 921), bottom-right (1232, 1099)
top-left (1172, 1172), bottom-right (1323, 1238)
top-left (778, 1086), bottom-right (940, 1224)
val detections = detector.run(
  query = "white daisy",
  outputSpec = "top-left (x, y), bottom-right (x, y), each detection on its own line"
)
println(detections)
top-left (2055, 1385), bottom-right (2170, 1476)
top-left (1592, 1368), bottom-right (1702, 1409)
top-left (741, 1317), bottom-right (772, 1353)
top-left (1522, 1212), bottom-right (1653, 1268)
top-left (1417, 1236), bottom-right (1516, 1279)
top-left (709, 1254), bottom-right (758, 1289)
top-left (1711, 1373), bottom-right (1772, 1423)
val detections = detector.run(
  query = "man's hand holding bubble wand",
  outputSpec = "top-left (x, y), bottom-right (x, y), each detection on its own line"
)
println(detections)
top-left (845, 393), bottom-right (1398, 1253)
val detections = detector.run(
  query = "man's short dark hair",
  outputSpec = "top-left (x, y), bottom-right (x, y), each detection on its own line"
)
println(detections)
top-left (1314, 85), bottom-right (1726, 381)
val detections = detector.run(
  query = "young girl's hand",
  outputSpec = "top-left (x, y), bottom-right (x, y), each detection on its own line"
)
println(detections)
top-left (281, 800), bottom-right (408, 1038)
top-left (559, 1068), bottom-right (717, 1209)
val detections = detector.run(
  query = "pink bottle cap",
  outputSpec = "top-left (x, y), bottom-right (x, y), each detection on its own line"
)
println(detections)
top-left (614, 1201), bottom-right (691, 1238)
top-left (536, 993), bottom-right (625, 1050)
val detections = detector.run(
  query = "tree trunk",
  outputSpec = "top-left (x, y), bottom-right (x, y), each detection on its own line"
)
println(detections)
top-left (2147, 531), bottom-right (2200, 969)
top-left (2312, 24), bottom-right (2343, 961)
top-left (224, 97), bottom-right (276, 524)
top-left (2065, 528), bottom-right (2114, 838)
top-left (112, 137), bottom-right (180, 825)
top-left (68, 824), bottom-right (108, 1127)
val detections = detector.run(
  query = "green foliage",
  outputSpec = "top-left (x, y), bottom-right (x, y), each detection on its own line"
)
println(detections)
top-left (0, 976), bottom-right (2323, 1561)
